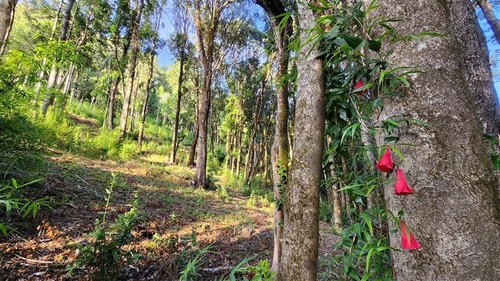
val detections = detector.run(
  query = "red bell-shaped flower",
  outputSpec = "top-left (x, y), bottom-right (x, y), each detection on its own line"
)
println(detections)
top-left (376, 147), bottom-right (393, 173)
top-left (394, 168), bottom-right (413, 195)
top-left (400, 220), bottom-right (420, 250)
top-left (354, 79), bottom-right (367, 95)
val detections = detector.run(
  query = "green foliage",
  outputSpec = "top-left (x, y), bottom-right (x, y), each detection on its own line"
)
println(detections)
top-left (216, 185), bottom-right (230, 202)
top-left (246, 191), bottom-right (271, 208)
top-left (319, 197), bottom-right (332, 223)
top-left (68, 177), bottom-right (140, 280)
top-left (484, 134), bottom-right (500, 170)
top-left (179, 245), bottom-right (214, 281)
top-left (0, 178), bottom-right (52, 236)
top-left (244, 259), bottom-right (274, 281)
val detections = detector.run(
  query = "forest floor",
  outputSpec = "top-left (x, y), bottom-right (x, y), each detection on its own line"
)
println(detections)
top-left (0, 116), bottom-right (337, 280)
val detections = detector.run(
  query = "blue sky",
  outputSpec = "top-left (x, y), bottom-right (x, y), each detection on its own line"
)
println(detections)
top-left (157, 3), bottom-right (500, 102)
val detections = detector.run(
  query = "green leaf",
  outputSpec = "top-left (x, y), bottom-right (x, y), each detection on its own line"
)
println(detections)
top-left (343, 35), bottom-right (364, 49)
top-left (368, 40), bottom-right (381, 51)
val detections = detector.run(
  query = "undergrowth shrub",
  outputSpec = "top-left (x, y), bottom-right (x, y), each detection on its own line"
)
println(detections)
top-left (0, 178), bottom-right (53, 236)
top-left (68, 176), bottom-right (140, 280)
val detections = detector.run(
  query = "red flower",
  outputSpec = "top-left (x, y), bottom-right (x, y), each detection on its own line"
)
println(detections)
top-left (394, 168), bottom-right (413, 195)
top-left (400, 220), bottom-right (420, 250)
top-left (376, 147), bottom-right (393, 173)
top-left (354, 79), bottom-right (367, 95)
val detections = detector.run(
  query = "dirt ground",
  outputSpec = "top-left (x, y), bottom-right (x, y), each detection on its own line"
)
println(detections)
top-left (0, 150), bottom-right (337, 280)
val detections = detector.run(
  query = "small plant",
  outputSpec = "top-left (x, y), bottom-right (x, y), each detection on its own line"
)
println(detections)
top-left (67, 174), bottom-right (140, 280)
top-left (0, 178), bottom-right (52, 236)
top-left (217, 185), bottom-right (230, 202)
top-left (179, 245), bottom-right (214, 281)
top-left (246, 191), bottom-right (271, 208)
top-left (245, 259), bottom-right (274, 281)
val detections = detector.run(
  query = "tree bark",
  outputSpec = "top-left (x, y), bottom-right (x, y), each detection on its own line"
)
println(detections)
top-left (170, 44), bottom-right (186, 163)
top-left (279, 1), bottom-right (325, 280)
top-left (188, 83), bottom-right (200, 166)
top-left (119, 0), bottom-right (143, 139)
top-left (476, 0), bottom-right (500, 45)
top-left (450, 0), bottom-right (500, 137)
top-left (256, 0), bottom-right (291, 276)
top-left (0, 0), bottom-right (16, 55)
top-left (191, 0), bottom-right (232, 188)
top-left (366, 0), bottom-right (500, 279)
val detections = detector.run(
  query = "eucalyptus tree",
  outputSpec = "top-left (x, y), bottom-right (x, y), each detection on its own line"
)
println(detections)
top-left (107, 0), bottom-right (131, 130)
top-left (186, 0), bottom-right (235, 188)
top-left (119, 0), bottom-right (143, 138)
top-left (169, 1), bottom-right (192, 163)
top-left (138, 1), bottom-right (164, 147)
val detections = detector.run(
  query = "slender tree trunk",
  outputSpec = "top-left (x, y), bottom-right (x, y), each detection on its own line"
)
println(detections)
top-left (138, 30), bottom-right (158, 146)
top-left (119, 0), bottom-right (143, 139)
top-left (366, 0), bottom-right (500, 279)
top-left (128, 78), bottom-right (139, 133)
top-left (0, 0), bottom-right (16, 55)
top-left (256, 0), bottom-right (291, 276)
top-left (41, 0), bottom-right (76, 115)
top-left (170, 49), bottom-right (186, 163)
top-left (188, 74), bottom-right (200, 166)
top-left (244, 63), bottom-right (270, 184)
top-left (191, 0), bottom-right (231, 188)
top-left (224, 133), bottom-right (232, 170)
top-left (476, 0), bottom-right (500, 45)
top-left (34, 0), bottom-right (62, 100)
top-left (236, 129), bottom-right (242, 177)
top-left (279, 1), bottom-right (325, 280)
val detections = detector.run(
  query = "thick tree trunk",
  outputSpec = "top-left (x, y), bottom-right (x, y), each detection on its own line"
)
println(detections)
top-left (367, 0), bottom-right (500, 279)
top-left (449, 0), bottom-right (499, 137)
top-left (0, 0), bottom-right (16, 55)
top-left (41, 0), bottom-right (75, 115)
top-left (477, 0), bottom-right (500, 45)
top-left (170, 53), bottom-right (186, 163)
top-left (119, 0), bottom-right (143, 139)
top-left (255, 0), bottom-right (291, 276)
top-left (279, 1), bottom-right (325, 280)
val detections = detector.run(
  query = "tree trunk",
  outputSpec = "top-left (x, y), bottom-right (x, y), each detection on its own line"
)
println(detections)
top-left (41, 0), bottom-right (75, 115)
top-left (191, 0), bottom-right (231, 188)
top-left (256, 0), bottom-right (291, 276)
top-left (244, 63), bottom-right (270, 184)
top-left (477, 0), bottom-right (500, 45)
top-left (279, 1), bottom-right (325, 280)
top-left (0, 0), bottom-right (16, 55)
top-left (170, 49), bottom-right (186, 163)
top-left (367, 0), bottom-right (500, 279)
top-left (449, 0), bottom-right (499, 137)
top-left (119, 0), bottom-right (143, 139)
top-left (138, 36), bottom-right (158, 147)
top-left (279, 2), bottom-right (325, 281)
top-left (188, 74), bottom-right (201, 166)
top-left (34, 0), bottom-right (63, 101)
top-left (128, 77), bottom-right (140, 133)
